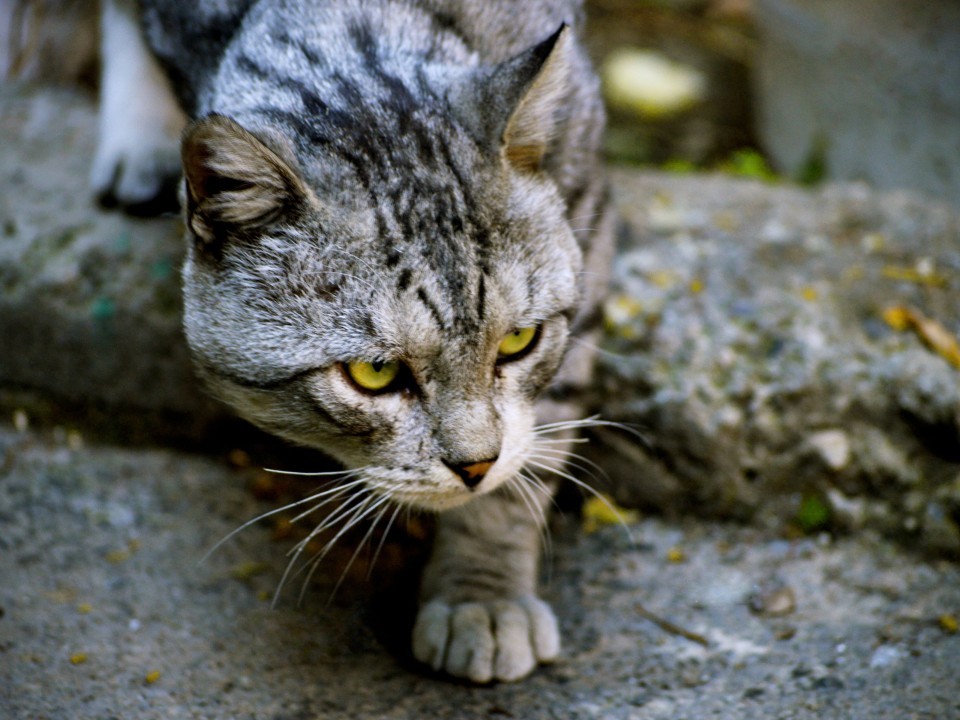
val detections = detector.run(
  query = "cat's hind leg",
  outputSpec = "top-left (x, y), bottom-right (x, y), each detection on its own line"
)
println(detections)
top-left (91, 0), bottom-right (185, 215)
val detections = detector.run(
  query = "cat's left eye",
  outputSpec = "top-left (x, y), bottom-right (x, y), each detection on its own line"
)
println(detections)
top-left (343, 359), bottom-right (401, 393)
top-left (497, 326), bottom-right (539, 363)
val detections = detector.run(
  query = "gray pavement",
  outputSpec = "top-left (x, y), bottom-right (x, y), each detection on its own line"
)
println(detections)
top-left (2, 425), bottom-right (958, 719)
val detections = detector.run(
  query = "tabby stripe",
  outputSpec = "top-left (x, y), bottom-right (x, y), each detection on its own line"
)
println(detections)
top-left (416, 286), bottom-right (448, 331)
top-left (236, 53), bottom-right (270, 81)
top-left (348, 19), bottom-right (418, 115)
top-left (476, 273), bottom-right (487, 322)
top-left (272, 30), bottom-right (324, 67)
top-left (201, 362), bottom-right (314, 391)
top-left (427, 11), bottom-right (467, 42)
top-left (304, 397), bottom-right (376, 437)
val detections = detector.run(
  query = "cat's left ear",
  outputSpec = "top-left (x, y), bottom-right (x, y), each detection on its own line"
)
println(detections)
top-left (460, 24), bottom-right (573, 173)
top-left (181, 114), bottom-right (309, 255)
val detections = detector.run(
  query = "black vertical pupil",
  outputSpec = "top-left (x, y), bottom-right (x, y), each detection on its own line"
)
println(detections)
top-left (372, 360), bottom-right (384, 373)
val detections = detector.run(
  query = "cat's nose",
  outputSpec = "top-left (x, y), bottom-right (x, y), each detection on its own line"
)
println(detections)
top-left (444, 456), bottom-right (498, 489)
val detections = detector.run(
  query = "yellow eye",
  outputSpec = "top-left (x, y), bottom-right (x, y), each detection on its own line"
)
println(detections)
top-left (497, 326), bottom-right (538, 360)
top-left (344, 359), bottom-right (401, 392)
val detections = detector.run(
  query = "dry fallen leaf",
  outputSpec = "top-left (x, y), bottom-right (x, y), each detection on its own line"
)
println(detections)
top-left (582, 494), bottom-right (640, 534)
top-left (882, 305), bottom-right (960, 369)
top-left (882, 264), bottom-right (948, 288)
top-left (666, 546), bottom-right (687, 564)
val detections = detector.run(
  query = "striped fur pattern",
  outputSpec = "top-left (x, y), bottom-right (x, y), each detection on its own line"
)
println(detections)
top-left (107, 0), bottom-right (615, 683)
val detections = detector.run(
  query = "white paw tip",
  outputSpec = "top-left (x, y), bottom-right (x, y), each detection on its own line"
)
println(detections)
top-left (412, 596), bottom-right (561, 683)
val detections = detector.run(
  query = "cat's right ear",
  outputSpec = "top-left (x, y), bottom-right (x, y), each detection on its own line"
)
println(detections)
top-left (181, 114), bottom-right (308, 256)
top-left (453, 24), bottom-right (573, 173)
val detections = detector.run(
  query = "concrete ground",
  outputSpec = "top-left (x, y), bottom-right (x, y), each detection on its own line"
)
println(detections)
top-left (2, 424), bottom-right (958, 719)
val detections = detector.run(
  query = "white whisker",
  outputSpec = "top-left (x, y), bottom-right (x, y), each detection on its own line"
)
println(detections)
top-left (367, 502), bottom-right (403, 580)
top-left (200, 470), bottom-right (367, 563)
top-left (323, 494), bottom-right (396, 604)
top-left (528, 447), bottom-right (610, 485)
top-left (534, 415), bottom-right (649, 446)
top-left (273, 490), bottom-right (374, 606)
top-left (508, 473), bottom-right (552, 568)
top-left (525, 459), bottom-right (635, 545)
top-left (263, 466), bottom-right (365, 477)
top-left (569, 336), bottom-right (641, 361)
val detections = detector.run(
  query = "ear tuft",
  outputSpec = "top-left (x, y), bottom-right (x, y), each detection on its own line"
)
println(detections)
top-left (181, 115), bottom-right (307, 252)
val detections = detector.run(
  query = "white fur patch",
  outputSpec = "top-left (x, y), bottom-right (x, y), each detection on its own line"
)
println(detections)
top-left (412, 595), bottom-right (560, 683)
top-left (91, 0), bottom-right (186, 205)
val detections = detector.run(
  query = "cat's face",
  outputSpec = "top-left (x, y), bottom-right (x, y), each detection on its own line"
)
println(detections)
top-left (182, 139), bottom-right (579, 510)
top-left (180, 28), bottom-right (581, 510)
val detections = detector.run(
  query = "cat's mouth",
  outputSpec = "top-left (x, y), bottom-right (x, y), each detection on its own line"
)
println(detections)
top-left (393, 490), bottom-right (477, 512)
top-left (387, 479), bottom-right (498, 512)
top-left (378, 460), bottom-right (517, 512)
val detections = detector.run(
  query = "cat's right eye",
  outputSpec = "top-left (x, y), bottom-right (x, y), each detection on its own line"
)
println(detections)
top-left (496, 325), bottom-right (540, 363)
top-left (342, 359), bottom-right (402, 393)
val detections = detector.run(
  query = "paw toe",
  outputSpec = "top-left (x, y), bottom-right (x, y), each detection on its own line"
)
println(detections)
top-left (447, 603), bottom-right (495, 682)
top-left (412, 600), bottom-right (451, 671)
top-left (520, 595), bottom-right (561, 662)
top-left (491, 601), bottom-right (536, 681)
top-left (412, 595), bottom-right (560, 683)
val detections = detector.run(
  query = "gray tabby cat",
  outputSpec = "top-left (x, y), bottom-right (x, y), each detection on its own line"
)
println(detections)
top-left (95, 0), bottom-right (615, 683)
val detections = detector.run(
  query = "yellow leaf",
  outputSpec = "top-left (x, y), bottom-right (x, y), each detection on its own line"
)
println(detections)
top-left (882, 264), bottom-right (948, 287)
top-left (882, 306), bottom-right (911, 332)
top-left (582, 495), bottom-right (639, 534)
top-left (230, 561), bottom-right (269, 581)
top-left (883, 306), bottom-right (960, 369)
top-left (666, 547), bottom-right (687, 563)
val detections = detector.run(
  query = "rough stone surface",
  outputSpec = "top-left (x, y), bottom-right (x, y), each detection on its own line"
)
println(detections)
top-left (593, 170), bottom-right (960, 555)
top-left (2, 425), bottom-right (959, 719)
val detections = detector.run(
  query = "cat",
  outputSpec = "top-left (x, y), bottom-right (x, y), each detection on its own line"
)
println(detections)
top-left (95, 0), bottom-right (616, 683)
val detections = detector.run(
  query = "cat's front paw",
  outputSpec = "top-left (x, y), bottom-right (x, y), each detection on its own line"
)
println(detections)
top-left (412, 595), bottom-right (560, 683)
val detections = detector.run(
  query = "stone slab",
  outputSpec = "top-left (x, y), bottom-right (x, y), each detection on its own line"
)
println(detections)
top-left (596, 170), bottom-right (960, 554)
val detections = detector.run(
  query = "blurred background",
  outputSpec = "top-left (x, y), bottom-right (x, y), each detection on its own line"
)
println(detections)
top-left (584, 0), bottom-right (959, 208)
top-left (4, 0), bottom-right (958, 208)
top-left (3, 0), bottom-right (958, 206)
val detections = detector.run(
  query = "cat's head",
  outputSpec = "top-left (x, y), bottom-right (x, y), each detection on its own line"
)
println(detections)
top-left (180, 28), bottom-right (581, 511)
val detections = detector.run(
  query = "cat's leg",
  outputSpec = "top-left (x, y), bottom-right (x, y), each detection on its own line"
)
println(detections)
top-left (413, 487), bottom-right (559, 683)
top-left (412, 326), bottom-right (610, 685)
top-left (413, 189), bottom-right (617, 684)
top-left (91, 0), bottom-right (186, 214)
